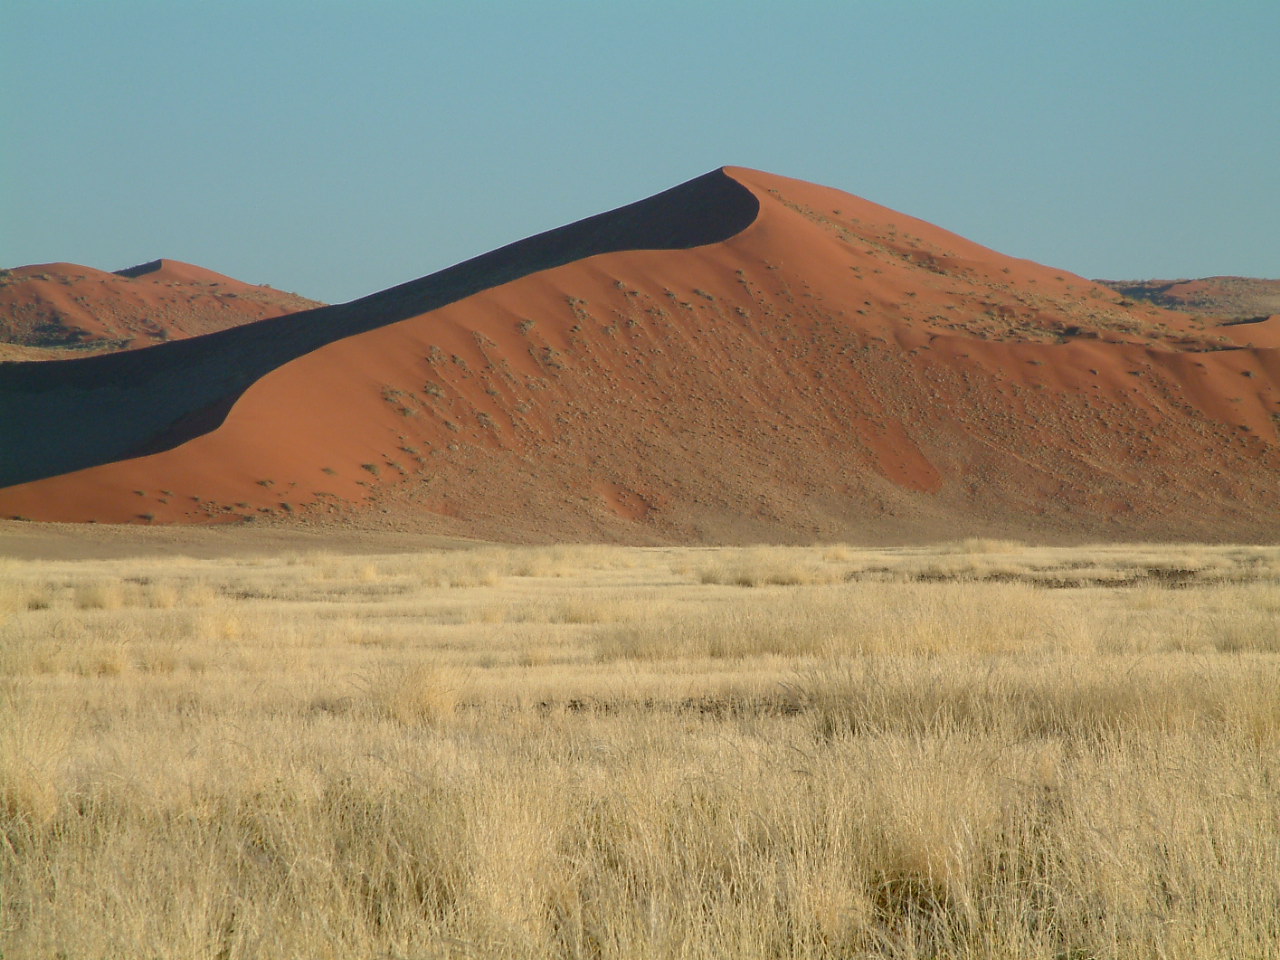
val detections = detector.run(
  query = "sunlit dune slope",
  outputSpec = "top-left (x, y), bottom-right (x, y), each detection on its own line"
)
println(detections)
top-left (1, 168), bottom-right (1277, 543)
top-left (0, 259), bottom-right (322, 360)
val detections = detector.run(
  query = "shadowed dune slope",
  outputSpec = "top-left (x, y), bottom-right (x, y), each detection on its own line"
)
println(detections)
top-left (0, 171), bottom-right (757, 487)
top-left (0, 260), bottom-right (322, 360)
top-left (1, 167), bottom-right (1277, 543)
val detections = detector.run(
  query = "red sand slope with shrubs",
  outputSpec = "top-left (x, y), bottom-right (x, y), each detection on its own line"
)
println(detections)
top-left (1, 168), bottom-right (1276, 543)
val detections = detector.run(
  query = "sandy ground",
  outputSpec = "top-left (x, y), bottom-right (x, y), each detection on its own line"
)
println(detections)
top-left (0, 518), bottom-right (478, 561)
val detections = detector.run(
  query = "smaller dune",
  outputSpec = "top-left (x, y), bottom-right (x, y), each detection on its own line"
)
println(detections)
top-left (1099, 276), bottom-right (1280, 321)
top-left (0, 259), bottom-right (323, 360)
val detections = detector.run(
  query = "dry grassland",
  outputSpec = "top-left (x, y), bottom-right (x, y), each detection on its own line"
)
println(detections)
top-left (3, 540), bottom-right (1279, 959)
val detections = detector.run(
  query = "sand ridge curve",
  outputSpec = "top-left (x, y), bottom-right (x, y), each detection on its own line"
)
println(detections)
top-left (0, 170), bottom-right (758, 487)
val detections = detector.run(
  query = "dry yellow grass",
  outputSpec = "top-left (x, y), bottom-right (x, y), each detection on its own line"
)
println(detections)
top-left (2, 541), bottom-right (1279, 958)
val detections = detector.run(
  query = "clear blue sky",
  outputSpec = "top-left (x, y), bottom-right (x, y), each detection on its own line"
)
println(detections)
top-left (3, 0), bottom-right (1276, 304)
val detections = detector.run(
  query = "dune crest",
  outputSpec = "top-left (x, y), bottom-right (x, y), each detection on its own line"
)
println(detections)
top-left (0, 170), bottom-right (756, 488)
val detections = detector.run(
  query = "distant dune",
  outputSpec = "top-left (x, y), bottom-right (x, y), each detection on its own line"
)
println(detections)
top-left (1, 168), bottom-right (1276, 543)
top-left (0, 259), bottom-right (322, 360)
top-left (1098, 276), bottom-right (1280, 324)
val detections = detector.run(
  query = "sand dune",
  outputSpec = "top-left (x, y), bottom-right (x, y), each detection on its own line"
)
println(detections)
top-left (1, 168), bottom-right (1276, 543)
top-left (0, 259), bottom-right (322, 360)
top-left (0, 171), bottom-right (755, 489)
top-left (1099, 276), bottom-right (1280, 323)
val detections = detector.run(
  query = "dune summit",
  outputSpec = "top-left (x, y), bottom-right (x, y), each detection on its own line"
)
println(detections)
top-left (1, 167), bottom-right (1277, 543)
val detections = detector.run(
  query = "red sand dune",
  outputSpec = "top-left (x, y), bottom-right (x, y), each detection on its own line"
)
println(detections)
top-left (1, 168), bottom-right (1277, 543)
top-left (0, 259), bottom-right (322, 359)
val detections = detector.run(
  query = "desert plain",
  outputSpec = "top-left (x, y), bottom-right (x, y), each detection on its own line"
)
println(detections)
top-left (2, 531), bottom-right (1279, 959)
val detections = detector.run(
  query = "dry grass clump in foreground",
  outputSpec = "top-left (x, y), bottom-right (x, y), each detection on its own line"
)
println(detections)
top-left (2, 541), bottom-right (1279, 959)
